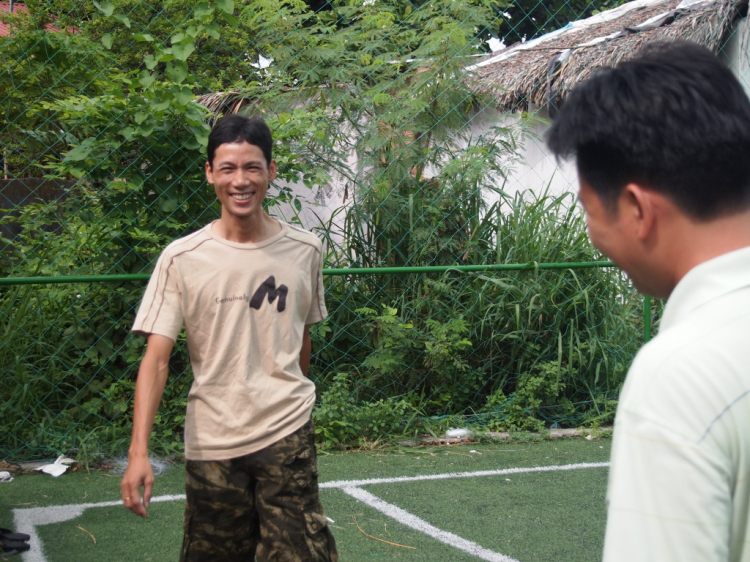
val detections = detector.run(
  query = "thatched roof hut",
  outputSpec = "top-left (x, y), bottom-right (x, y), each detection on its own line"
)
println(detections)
top-left (470, 0), bottom-right (748, 112)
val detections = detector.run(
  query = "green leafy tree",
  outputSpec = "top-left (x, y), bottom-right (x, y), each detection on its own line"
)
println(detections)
top-left (38, 0), bottom-right (256, 92)
top-left (300, 0), bottom-right (628, 51)
top-left (0, 4), bottom-right (109, 177)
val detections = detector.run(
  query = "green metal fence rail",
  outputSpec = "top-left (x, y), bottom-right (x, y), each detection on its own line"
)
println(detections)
top-left (2, 0), bottom-right (734, 460)
top-left (0, 261), bottom-right (617, 285)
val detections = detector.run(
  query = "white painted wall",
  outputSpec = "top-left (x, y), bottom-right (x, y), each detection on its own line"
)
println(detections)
top-left (478, 105), bottom-right (578, 197)
top-left (721, 14), bottom-right (750, 98)
top-left (271, 106), bottom-right (579, 234)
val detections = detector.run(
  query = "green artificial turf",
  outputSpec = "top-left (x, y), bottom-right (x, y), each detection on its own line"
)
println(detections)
top-left (0, 437), bottom-right (611, 562)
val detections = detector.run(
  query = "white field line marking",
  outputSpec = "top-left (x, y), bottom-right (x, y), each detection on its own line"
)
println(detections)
top-left (334, 462), bottom-right (608, 562)
top-left (320, 461), bottom-right (610, 488)
top-left (14, 462), bottom-right (609, 562)
top-left (342, 486), bottom-right (520, 562)
top-left (15, 495), bottom-right (185, 562)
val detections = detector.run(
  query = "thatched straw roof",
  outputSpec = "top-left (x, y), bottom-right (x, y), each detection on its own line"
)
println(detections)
top-left (471, 0), bottom-right (748, 111)
top-left (195, 91), bottom-right (258, 123)
top-left (196, 88), bottom-right (314, 122)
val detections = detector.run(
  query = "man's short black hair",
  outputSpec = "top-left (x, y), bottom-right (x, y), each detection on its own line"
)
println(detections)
top-left (207, 114), bottom-right (273, 168)
top-left (547, 40), bottom-right (750, 220)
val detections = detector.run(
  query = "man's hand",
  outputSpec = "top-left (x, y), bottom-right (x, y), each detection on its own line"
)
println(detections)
top-left (121, 455), bottom-right (154, 518)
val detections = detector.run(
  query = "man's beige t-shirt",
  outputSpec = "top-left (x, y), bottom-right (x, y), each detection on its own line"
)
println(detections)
top-left (132, 221), bottom-right (327, 461)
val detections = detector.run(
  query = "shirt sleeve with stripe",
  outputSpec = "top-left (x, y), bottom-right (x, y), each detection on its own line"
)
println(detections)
top-left (304, 236), bottom-right (328, 325)
top-left (132, 248), bottom-right (184, 341)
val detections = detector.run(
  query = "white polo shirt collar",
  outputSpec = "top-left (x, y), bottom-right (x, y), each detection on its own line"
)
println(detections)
top-left (660, 245), bottom-right (750, 331)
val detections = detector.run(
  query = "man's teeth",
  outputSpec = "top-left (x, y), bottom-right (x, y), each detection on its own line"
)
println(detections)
top-left (233, 193), bottom-right (253, 200)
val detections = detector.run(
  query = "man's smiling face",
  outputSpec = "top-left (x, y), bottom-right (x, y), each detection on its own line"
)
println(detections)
top-left (205, 141), bottom-right (277, 223)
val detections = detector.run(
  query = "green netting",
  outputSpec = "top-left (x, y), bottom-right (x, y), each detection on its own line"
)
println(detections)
top-left (0, 0), bottom-right (733, 460)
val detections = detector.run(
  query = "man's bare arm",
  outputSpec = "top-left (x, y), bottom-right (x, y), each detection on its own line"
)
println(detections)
top-left (300, 325), bottom-right (311, 376)
top-left (120, 333), bottom-right (174, 518)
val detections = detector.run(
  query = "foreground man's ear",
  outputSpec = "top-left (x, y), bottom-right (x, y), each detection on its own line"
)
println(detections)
top-left (622, 183), bottom-right (657, 242)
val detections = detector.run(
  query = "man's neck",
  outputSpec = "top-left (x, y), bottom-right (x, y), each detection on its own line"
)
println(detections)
top-left (213, 213), bottom-right (281, 244)
top-left (669, 208), bottom-right (750, 291)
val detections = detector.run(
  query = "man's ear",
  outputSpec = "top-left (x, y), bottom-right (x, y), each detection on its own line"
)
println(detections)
top-left (268, 159), bottom-right (278, 182)
top-left (622, 183), bottom-right (656, 241)
top-left (205, 161), bottom-right (214, 184)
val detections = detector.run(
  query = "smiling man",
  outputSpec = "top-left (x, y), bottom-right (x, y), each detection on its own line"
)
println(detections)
top-left (120, 115), bottom-right (337, 562)
top-left (547, 41), bottom-right (750, 561)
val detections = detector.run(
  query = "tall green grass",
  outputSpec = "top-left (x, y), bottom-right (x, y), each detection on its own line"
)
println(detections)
top-left (0, 200), bottom-right (193, 461)
top-left (311, 188), bottom-right (641, 444)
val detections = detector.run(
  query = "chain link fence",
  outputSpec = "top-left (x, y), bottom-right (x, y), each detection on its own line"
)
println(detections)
top-left (1, 0), bottom-right (742, 460)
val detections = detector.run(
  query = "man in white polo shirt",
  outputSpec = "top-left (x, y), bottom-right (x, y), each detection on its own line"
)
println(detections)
top-left (547, 41), bottom-right (750, 561)
top-left (120, 115), bottom-right (337, 561)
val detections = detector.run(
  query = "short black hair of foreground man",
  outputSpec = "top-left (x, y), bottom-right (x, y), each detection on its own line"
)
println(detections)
top-left (120, 114), bottom-right (338, 562)
top-left (547, 40), bottom-right (750, 561)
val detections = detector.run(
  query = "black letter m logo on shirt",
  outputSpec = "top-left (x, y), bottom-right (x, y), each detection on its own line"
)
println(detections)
top-left (250, 276), bottom-right (288, 312)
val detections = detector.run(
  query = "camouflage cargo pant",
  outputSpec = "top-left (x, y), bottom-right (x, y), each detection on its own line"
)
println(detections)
top-left (180, 420), bottom-right (338, 562)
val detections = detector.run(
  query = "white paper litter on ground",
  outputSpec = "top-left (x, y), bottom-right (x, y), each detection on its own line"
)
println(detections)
top-left (0, 471), bottom-right (13, 482)
top-left (445, 428), bottom-right (473, 439)
top-left (34, 456), bottom-right (76, 477)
